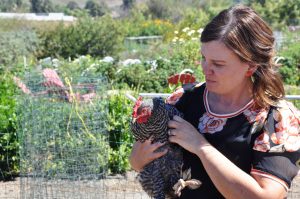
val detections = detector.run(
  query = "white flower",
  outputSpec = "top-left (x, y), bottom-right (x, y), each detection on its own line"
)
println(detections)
top-left (197, 28), bottom-right (204, 34)
top-left (174, 30), bottom-right (179, 34)
top-left (179, 38), bottom-right (184, 43)
top-left (182, 27), bottom-right (190, 32)
top-left (101, 56), bottom-right (114, 63)
top-left (146, 60), bottom-right (158, 71)
top-left (191, 37), bottom-right (198, 41)
top-left (187, 30), bottom-right (195, 36)
top-left (122, 59), bottom-right (141, 66)
top-left (172, 37), bottom-right (178, 43)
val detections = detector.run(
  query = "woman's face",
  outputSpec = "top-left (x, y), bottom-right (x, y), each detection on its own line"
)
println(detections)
top-left (200, 40), bottom-right (252, 95)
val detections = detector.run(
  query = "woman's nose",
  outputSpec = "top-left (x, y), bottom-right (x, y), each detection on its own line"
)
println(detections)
top-left (201, 61), bottom-right (213, 75)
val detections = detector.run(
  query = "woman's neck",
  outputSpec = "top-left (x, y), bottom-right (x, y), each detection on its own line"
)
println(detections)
top-left (207, 82), bottom-right (253, 114)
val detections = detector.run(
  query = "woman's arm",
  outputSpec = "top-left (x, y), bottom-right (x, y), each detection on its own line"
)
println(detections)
top-left (129, 139), bottom-right (167, 172)
top-left (168, 115), bottom-right (287, 199)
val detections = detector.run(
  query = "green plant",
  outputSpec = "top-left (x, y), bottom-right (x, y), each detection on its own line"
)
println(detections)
top-left (107, 91), bottom-right (135, 174)
top-left (0, 73), bottom-right (18, 180)
top-left (37, 16), bottom-right (125, 59)
top-left (84, 0), bottom-right (107, 17)
top-left (248, 0), bottom-right (300, 29)
top-left (0, 30), bottom-right (39, 66)
top-left (30, 0), bottom-right (54, 13)
top-left (278, 38), bottom-right (300, 86)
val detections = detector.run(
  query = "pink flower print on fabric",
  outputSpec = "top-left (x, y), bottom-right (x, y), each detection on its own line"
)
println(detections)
top-left (198, 113), bottom-right (227, 134)
top-left (243, 106), bottom-right (268, 124)
top-left (271, 102), bottom-right (300, 152)
top-left (253, 132), bottom-right (271, 152)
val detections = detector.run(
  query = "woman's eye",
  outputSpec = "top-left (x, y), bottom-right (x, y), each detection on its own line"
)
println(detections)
top-left (201, 56), bottom-right (206, 61)
top-left (214, 63), bottom-right (224, 67)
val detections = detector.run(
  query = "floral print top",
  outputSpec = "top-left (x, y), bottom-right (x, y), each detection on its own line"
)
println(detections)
top-left (166, 83), bottom-right (300, 199)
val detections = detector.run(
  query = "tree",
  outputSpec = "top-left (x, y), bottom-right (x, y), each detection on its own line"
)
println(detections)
top-left (30, 0), bottom-right (54, 13)
top-left (67, 1), bottom-right (79, 10)
top-left (84, 0), bottom-right (106, 17)
top-left (247, 0), bottom-right (300, 28)
top-left (0, 0), bottom-right (23, 12)
top-left (123, 0), bottom-right (135, 9)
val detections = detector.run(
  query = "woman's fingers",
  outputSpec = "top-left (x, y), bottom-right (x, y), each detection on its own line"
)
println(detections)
top-left (150, 141), bottom-right (166, 152)
top-left (151, 148), bottom-right (168, 160)
top-left (129, 139), bottom-right (167, 172)
top-left (168, 120), bottom-right (180, 129)
top-left (173, 115), bottom-right (184, 122)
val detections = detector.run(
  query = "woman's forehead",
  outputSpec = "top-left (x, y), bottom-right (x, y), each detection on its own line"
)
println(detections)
top-left (201, 41), bottom-right (236, 60)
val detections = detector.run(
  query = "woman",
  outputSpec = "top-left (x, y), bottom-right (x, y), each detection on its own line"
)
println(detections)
top-left (129, 5), bottom-right (300, 199)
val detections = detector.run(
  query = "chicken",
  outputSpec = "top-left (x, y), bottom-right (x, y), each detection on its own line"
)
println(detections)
top-left (130, 97), bottom-right (201, 199)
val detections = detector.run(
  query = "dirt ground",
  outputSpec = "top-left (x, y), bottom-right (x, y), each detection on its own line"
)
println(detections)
top-left (0, 173), bottom-right (299, 199)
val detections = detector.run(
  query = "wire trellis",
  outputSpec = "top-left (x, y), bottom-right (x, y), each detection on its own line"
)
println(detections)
top-left (14, 69), bottom-right (147, 199)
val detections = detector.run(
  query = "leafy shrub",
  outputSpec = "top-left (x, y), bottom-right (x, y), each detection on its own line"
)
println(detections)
top-left (123, 10), bottom-right (174, 38)
top-left (249, 0), bottom-right (300, 29)
top-left (37, 16), bottom-right (125, 59)
top-left (0, 73), bottom-right (18, 180)
top-left (107, 91), bottom-right (135, 174)
top-left (0, 30), bottom-right (39, 66)
top-left (278, 39), bottom-right (300, 85)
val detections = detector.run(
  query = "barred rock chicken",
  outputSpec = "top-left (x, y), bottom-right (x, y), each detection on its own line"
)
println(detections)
top-left (130, 97), bottom-right (201, 199)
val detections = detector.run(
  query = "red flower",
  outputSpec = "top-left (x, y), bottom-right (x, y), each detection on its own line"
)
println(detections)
top-left (167, 73), bottom-right (196, 85)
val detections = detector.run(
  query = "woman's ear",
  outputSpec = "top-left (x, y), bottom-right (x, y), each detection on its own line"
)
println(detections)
top-left (245, 63), bottom-right (258, 77)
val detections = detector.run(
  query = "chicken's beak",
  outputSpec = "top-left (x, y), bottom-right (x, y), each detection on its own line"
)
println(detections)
top-left (132, 118), bottom-right (136, 123)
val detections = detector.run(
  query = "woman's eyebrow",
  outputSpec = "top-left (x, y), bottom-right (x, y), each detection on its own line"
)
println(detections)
top-left (200, 52), bottom-right (226, 63)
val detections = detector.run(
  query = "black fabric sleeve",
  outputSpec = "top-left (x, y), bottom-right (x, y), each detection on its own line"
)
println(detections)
top-left (252, 151), bottom-right (299, 187)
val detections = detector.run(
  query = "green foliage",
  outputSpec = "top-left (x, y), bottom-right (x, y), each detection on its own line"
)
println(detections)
top-left (123, 10), bottom-right (174, 37)
top-left (248, 0), bottom-right (300, 29)
top-left (0, 0), bottom-right (24, 12)
top-left (66, 1), bottom-right (79, 10)
top-left (123, 0), bottom-right (135, 9)
top-left (37, 16), bottom-right (125, 59)
top-left (84, 0), bottom-right (107, 17)
top-left (107, 92), bottom-right (134, 174)
top-left (0, 30), bottom-right (39, 67)
top-left (56, 56), bottom-right (118, 83)
top-left (145, 0), bottom-right (174, 20)
top-left (175, 8), bottom-right (210, 33)
top-left (285, 85), bottom-right (300, 109)
top-left (0, 73), bottom-right (18, 180)
top-left (30, 0), bottom-right (54, 13)
top-left (278, 38), bottom-right (300, 85)
top-left (116, 58), bottom-right (203, 93)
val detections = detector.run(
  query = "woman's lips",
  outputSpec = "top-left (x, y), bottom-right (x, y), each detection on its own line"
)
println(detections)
top-left (206, 79), bottom-right (216, 83)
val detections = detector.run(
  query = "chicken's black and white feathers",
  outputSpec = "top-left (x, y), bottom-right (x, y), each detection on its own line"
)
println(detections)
top-left (130, 97), bottom-right (184, 199)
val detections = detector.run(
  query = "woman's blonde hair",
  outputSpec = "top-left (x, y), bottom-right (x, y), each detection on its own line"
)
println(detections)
top-left (200, 4), bottom-right (284, 108)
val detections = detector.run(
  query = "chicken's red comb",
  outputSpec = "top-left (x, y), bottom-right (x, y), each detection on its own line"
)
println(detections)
top-left (132, 96), bottom-right (143, 118)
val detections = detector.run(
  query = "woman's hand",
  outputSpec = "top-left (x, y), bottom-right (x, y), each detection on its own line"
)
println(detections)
top-left (168, 115), bottom-right (210, 154)
top-left (129, 138), bottom-right (167, 172)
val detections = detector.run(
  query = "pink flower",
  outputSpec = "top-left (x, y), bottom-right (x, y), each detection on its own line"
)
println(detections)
top-left (198, 113), bottom-right (227, 134)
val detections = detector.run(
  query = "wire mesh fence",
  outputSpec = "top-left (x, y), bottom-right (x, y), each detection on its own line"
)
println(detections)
top-left (10, 69), bottom-right (147, 199)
